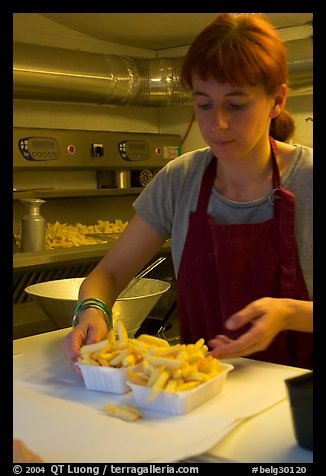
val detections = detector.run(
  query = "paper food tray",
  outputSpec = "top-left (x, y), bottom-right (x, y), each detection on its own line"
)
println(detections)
top-left (127, 362), bottom-right (234, 414)
top-left (78, 363), bottom-right (142, 394)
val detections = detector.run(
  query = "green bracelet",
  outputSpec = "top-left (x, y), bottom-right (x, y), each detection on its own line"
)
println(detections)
top-left (72, 298), bottom-right (112, 329)
top-left (74, 297), bottom-right (110, 315)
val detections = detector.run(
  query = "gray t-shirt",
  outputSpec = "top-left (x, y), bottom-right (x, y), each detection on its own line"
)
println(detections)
top-left (133, 144), bottom-right (313, 299)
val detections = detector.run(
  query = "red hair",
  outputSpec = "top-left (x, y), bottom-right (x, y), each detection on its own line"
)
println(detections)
top-left (181, 13), bottom-right (295, 141)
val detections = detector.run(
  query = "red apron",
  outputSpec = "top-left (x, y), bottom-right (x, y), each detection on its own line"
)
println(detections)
top-left (177, 138), bottom-right (313, 369)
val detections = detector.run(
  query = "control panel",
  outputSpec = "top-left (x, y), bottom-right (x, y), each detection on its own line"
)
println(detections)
top-left (118, 140), bottom-right (150, 161)
top-left (18, 136), bottom-right (60, 161)
top-left (13, 127), bottom-right (181, 170)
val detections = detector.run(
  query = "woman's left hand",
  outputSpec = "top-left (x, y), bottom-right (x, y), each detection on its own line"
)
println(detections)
top-left (207, 297), bottom-right (290, 359)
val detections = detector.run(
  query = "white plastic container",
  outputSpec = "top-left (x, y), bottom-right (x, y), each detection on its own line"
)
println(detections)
top-left (127, 363), bottom-right (234, 414)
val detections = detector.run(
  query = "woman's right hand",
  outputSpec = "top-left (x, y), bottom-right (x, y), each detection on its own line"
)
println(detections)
top-left (62, 311), bottom-right (108, 376)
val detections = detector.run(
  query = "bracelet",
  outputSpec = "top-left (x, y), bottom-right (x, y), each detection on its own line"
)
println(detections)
top-left (72, 298), bottom-right (112, 329)
top-left (74, 297), bottom-right (110, 316)
top-left (72, 303), bottom-right (108, 328)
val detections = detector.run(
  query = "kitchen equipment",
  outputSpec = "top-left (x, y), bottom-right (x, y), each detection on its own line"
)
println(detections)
top-left (25, 277), bottom-right (170, 337)
top-left (13, 127), bottom-right (180, 339)
top-left (13, 127), bottom-right (181, 177)
top-left (118, 256), bottom-right (166, 298)
top-left (20, 198), bottom-right (46, 252)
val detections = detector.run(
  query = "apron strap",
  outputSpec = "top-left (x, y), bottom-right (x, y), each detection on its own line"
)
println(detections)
top-left (269, 137), bottom-right (297, 297)
top-left (196, 157), bottom-right (217, 213)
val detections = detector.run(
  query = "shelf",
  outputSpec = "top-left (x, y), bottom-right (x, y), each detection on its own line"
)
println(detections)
top-left (13, 188), bottom-right (145, 200)
top-left (13, 240), bottom-right (172, 269)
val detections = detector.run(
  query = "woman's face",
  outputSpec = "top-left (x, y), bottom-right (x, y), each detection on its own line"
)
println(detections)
top-left (192, 75), bottom-right (280, 162)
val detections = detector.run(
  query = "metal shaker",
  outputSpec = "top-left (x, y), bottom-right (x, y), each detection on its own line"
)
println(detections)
top-left (20, 199), bottom-right (46, 252)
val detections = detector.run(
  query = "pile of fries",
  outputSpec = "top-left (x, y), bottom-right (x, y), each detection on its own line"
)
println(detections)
top-left (127, 334), bottom-right (223, 402)
top-left (44, 219), bottom-right (128, 249)
top-left (78, 321), bottom-right (223, 401)
top-left (77, 321), bottom-right (143, 369)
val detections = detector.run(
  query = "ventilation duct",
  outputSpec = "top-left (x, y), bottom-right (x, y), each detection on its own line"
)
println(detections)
top-left (287, 59), bottom-right (313, 94)
top-left (13, 42), bottom-right (313, 107)
top-left (13, 42), bottom-right (192, 107)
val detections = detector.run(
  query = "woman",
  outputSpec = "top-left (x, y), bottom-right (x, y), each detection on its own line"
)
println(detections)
top-left (63, 13), bottom-right (313, 370)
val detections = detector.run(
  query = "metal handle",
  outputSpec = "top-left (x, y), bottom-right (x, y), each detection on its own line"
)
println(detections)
top-left (118, 256), bottom-right (166, 298)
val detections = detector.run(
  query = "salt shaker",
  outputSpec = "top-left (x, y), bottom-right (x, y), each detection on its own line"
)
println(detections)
top-left (20, 199), bottom-right (46, 252)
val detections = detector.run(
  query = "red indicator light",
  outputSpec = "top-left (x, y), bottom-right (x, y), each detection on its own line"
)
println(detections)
top-left (67, 145), bottom-right (75, 155)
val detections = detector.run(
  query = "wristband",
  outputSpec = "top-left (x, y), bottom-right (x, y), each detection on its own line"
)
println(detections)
top-left (72, 298), bottom-right (112, 329)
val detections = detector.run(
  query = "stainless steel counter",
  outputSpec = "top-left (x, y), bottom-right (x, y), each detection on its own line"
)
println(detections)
top-left (14, 240), bottom-right (171, 269)
top-left (13, 243), bottom-right (109, 268)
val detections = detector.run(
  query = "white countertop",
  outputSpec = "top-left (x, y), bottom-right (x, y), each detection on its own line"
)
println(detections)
top-left (13, 328), bottom-right (313, 463)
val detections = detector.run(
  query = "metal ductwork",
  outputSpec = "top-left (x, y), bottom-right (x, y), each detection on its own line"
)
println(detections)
top-left (287, 58), bottom-right (313, 93)
top-left (13, 42), bottom-right (192, 107)
top-left (13, 41), bottom-right (313, 107)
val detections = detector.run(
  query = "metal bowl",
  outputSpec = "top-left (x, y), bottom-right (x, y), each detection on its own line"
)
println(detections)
top-left (25, 277), bottom-right (170, 337)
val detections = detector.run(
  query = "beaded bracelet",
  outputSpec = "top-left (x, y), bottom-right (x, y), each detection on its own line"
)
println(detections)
top-left (72, 298), bottom-right (112, 329)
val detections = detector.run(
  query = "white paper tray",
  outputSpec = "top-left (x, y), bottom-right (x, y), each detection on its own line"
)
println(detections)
top-left (78, 363), bottom-right (142, 394)
top-left (128, 363), bottom-right (234, 414)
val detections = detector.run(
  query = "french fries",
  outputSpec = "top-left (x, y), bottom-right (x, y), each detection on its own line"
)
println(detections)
top-left (126, 335), bottom-right (224, 402)
top-left (104, 403), bottom-right (143, 421)
top-left (77, 321), bottom-right (143, 368)
top-left (137, 334), bottom-right (170, 348)
top-left (45, 219), bottom-right (128, 249)
top-left (79, 320), bottom-right (223, 405)
top-left (80, 340), bottom-right (108, 355)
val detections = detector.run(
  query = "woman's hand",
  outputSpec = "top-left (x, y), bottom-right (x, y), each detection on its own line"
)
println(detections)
top-left (62, 312), bottom-right (108, 376)
top-left (208, 297), bottom-right (312, 359)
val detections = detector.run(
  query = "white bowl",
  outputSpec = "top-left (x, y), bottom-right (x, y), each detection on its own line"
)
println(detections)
top-left (25, 277), bottom-right (170, 336)
top-left (127, 363), bottom-right (234, 414)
